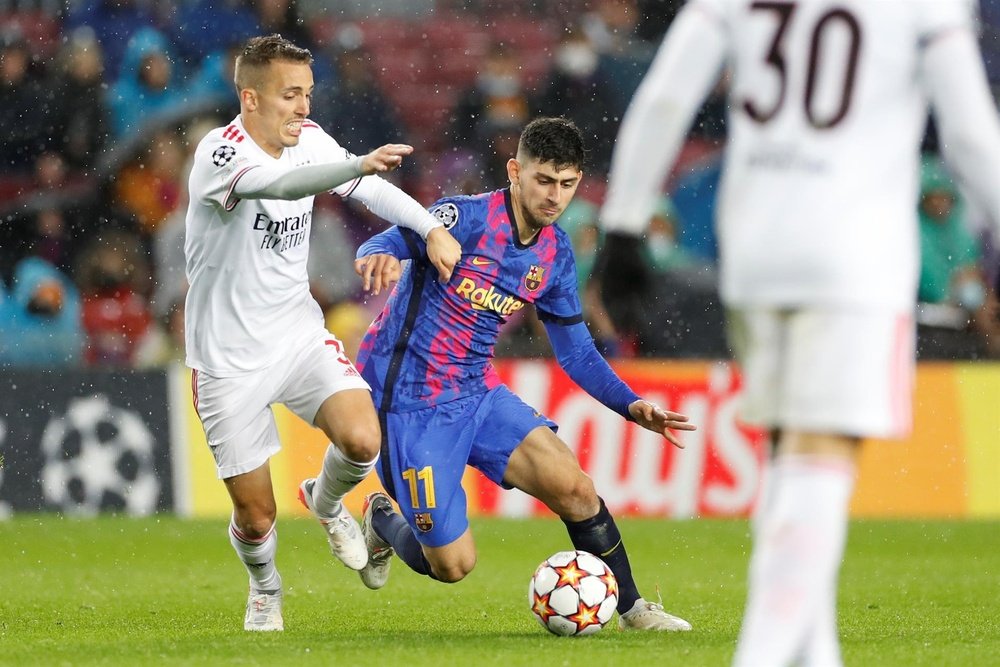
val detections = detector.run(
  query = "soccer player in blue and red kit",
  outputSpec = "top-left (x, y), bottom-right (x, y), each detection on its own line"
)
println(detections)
top-left (351, 117), bottom-right (696, 631)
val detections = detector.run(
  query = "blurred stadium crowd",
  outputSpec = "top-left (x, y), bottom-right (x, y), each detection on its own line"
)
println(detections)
top-left (4, 0), bottom-right (1000, 368)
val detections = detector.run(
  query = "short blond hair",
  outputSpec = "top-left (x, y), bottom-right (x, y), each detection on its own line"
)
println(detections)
top-left (234, 34), bottom-right (312, 90)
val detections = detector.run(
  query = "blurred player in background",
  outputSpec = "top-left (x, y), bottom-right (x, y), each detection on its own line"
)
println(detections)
top-left (599, 1), bottom-right (1000, 664)
top-left (183, 34), bottom-right (461, 632)
top-left (350, 117), bottom-right (696, 632)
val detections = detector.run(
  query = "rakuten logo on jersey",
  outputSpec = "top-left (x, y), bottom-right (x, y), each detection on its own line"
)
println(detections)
top-left (455, 277), bottom-right (525, 316)
top-left (253, 211), bottom-right (311, 252)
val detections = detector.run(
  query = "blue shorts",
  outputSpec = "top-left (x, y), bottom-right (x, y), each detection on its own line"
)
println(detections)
top-left (377, 385), bottom-right (557, 548)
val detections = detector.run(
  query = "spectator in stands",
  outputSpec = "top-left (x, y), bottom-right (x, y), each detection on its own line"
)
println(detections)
top-left (114, 129), bottom-right (186, 236)
top-left (75, 229), bottom-right (153, 367)
top-left (581, 0), bottom-right (657, 118)
top-left (168, 0), bottom-right (259, 71)
top-left (427, 148), bottom-right (485, 200)
top-left (254, 0), bottom-right (313, 49)
top-left (0, 257), bottom-right (83, 367)
top-left (318, 30), bottom-right (401, 154)
top-left (54, 27), bottom-right (110, 174)
top-left (107, 27), bottom-right (190, 137)
top-left (0, 31), bottom-right (61, 174)
top-left (918, 155), bottom-right (1000, 356)
top-left (450, 44), bottom-right (531, 181)
top-left (65, 0), bottom-right (157, 80)
top-left (533, 26), bottom-right (617, 174)
top-left (187, 43), bottom-right (242, 119)
top-left (26, 207), bottom-right (73, 276)
top-left (669, 155), bottom-right (722, 263)
top-left (645, 196), bottom-right (698, 273)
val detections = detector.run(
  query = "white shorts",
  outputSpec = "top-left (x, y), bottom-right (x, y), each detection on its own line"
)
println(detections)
top-left (192, 327), bottom-right (370, 479)
top-left (726, 307), bottom-right (915, 439)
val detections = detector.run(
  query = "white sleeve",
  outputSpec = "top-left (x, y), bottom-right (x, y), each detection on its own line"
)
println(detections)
top-left (600, 2), bottom-right (728, 236)
top-left (344, 174), bottom-right (444, 239)
top-left (190, 135), bottom-right (259, 211)
top-left (923, 24), bottom-right (1000, 237)
top-left (230, 158), bottom-right (365, 201)
top-left (307, 124), bottom-right (444, 239)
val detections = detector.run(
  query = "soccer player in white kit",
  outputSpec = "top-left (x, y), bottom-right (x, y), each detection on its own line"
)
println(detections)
top-left (599, 1), bottom-right (1000, 664)
top-left (183, 34), bottom-right (461, 632)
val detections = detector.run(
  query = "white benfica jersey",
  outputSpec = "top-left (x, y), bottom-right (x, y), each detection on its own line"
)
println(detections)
top-left (184, 116), bottom-right (360, 376)
top-left (707, 0), bottom-right (973, 308)
top-left (604, 0), bottom-right (977, 310)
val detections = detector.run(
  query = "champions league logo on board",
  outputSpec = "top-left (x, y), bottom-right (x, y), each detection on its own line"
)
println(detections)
top-left (39, 395), bottom-right (160, 516)
top-left (212, 145), bottom-right (237, 167)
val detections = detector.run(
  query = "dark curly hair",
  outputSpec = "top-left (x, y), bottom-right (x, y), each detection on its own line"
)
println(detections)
top-left (234, 34), bottom-right (312, 89)
top-left (517, 117), bottom-right (586, 171)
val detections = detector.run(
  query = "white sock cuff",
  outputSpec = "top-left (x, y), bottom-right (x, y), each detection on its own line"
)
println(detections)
top-left (229, 517), bottom-right (275, 545)
top-left (327, 444), bottom-right (378, 470)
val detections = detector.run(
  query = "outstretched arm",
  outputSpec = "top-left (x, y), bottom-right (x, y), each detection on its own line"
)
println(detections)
top-left (600, 4), bottom-right (727, 236)
top-left (541, 312), bottom-right (695, 448)
top-left (348, 177), bottom-right (461, 284)
top-left (232, 143), bottom-right (415, 201)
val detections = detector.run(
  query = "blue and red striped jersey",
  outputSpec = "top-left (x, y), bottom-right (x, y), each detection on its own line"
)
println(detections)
top-left (356, 189), bottom-right (587, 413)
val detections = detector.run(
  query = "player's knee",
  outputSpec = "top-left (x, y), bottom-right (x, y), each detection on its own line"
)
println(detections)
top-left (431, 554), bottom-right (477, 583)
top-left (337, 419), bottom-right (381, 462)
top-left (235, 513), bottom-right (275, 540)
top-left (547, 473), bottom-right (599, 520)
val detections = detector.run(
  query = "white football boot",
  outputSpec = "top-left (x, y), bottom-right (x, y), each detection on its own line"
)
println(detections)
top-left (359, 491), bottom-right (395, 590)
top-left (297, 478), bottom-right (368, 570)
top-left (244, 590), bottom-right (283, 631)
top-left (618, 598), bottom-right (693, 632)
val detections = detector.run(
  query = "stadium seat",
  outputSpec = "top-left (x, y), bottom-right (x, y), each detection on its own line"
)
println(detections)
top-left (388, 82), bottom-right (460, 151)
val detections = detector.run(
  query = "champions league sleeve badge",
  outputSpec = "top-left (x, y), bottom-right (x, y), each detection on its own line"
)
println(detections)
top-left (211, 145), bottom-right (237, 167)
top-left (429, 202), bottom-right (460, 229)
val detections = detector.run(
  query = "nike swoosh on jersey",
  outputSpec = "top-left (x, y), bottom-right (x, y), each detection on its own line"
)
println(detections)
top-left (471, 257), bottom-right (494, 266)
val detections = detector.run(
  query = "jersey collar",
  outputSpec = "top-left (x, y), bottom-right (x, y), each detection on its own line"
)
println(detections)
top-left (503, 188), bottom-right (542, 249)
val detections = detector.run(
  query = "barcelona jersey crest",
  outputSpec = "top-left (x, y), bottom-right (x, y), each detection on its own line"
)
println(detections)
top-left (525, 265), bottom-right (544, 292)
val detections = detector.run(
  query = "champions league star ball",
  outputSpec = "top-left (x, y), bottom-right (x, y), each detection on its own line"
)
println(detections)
top-left (529, 550), bottom-right (618, 636)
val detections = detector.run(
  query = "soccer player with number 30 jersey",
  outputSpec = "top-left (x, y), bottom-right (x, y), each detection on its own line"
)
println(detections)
top-left (600, 1), bottom-right (1000, 664)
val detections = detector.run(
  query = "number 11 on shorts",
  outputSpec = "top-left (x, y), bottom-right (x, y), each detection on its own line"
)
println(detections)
top-left (401, 466), bottom-right (436, 509)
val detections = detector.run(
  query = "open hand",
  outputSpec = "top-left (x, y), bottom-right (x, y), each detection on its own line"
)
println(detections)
top-left (360, 144), bottom-right (414, 174)
top-left (354, 253), bottom-right (402, 295)
top-left (628, 400), bottom-right (696, 449)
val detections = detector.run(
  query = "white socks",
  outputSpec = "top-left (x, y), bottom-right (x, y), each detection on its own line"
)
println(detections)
top-left (229, 518), bottom-right (282, 594)
top-left (312, 444), bottom-right (377, 518)
top-left (733, 456), bottom-right (855, 667)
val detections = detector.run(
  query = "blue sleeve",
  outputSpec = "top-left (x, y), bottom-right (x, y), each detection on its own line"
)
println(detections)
top-left (356, 225), bottom-right (424, 260)
top-left (537, 242), bottom-right (639, 419)
top-left (541, 316), bottom-right (640, 420)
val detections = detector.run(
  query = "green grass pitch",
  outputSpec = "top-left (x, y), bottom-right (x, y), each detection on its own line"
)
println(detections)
top-left (2, 516), bottom-right (998, 666)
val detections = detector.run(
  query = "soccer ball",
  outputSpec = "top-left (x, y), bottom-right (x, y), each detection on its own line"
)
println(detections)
top-left (528, 550), bottom-right (618, 636)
